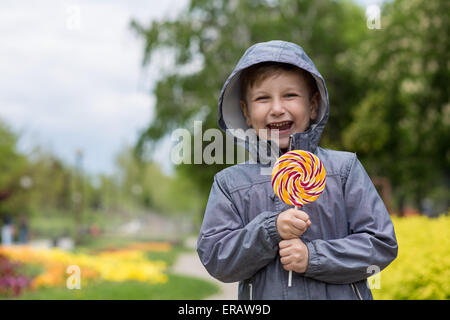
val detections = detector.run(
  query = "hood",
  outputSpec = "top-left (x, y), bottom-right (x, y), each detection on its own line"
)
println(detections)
top-left (217, 40), bottom-right (330, 161)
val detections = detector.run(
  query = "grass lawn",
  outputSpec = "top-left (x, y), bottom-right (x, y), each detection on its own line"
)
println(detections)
top-left (17, 274), bottom-right (219, 300)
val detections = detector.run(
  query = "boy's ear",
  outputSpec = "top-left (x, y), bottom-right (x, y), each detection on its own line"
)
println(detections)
top-left (309, 92), bottom-right (320, 121)
top-left (240, 100), bottom-right (252, 127)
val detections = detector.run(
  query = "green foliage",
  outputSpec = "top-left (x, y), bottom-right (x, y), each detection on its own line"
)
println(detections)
top-left (29, 208), bottom-right (76, 239)
top-left (114, 145), bottom-right (204, 217)
top-left (0, 120), bottom-right (29, 216)
top-left (340, 0), bottom-right (449, 208)
top-left (343, 91), bottom-right (390, 153)
top-left (0, 122), bottom-right (23, 183)
top-left (131, 0), bottom-right (369, 206)
top-left (25, 150), bottom-right (74, 212)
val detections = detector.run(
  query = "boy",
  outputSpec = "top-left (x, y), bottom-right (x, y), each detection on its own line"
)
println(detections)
top-left (197, 40), bottom-right (398, 300)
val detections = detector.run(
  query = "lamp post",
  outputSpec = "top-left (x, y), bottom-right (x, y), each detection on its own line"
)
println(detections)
top-left (74, 148), bottom-right (84, 245)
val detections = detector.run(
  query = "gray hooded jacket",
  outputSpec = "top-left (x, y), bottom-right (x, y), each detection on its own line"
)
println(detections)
top-left (197, 40), bottom-right (398, 300)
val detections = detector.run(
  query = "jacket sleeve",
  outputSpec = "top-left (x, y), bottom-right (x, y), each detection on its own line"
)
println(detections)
top-left (304, 155), bottom-right (398, 284)
top-left (197, 172), bottom-right (282, 283)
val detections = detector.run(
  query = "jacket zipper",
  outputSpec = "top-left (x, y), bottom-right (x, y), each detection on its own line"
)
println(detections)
top-left (249, 283), bottom-right (253, 300)
top-left (289, 135), bottom-right (294, 151)
top-left (351, 283), bottom-right (363, 300)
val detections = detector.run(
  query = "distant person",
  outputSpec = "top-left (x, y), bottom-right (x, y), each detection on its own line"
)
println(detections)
top-left (1, 215), bottom-right (14, 246)
top-left (18, 214), bottom-right (29, 244)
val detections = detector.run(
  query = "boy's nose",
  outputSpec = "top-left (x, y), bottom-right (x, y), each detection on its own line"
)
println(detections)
top-left (270, 98), bottom-right (285, 116)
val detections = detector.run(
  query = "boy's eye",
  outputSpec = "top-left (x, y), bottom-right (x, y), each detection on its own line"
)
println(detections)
top-left (285, 93), bottom-right (298, 98)
top-left (255, 96), bottom-right (270, 101)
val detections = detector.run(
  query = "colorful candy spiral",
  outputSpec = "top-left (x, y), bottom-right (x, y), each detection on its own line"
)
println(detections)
top-left (271, 150), bottom-right (326, 207)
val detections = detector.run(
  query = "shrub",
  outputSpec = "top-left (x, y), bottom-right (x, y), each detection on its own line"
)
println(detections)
top-left (371, 214), bottom-right (450, 299)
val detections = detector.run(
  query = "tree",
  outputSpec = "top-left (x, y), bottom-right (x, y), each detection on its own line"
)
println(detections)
top-left (341, 0), bottom-right (449, 212)
top-left (0, 120), bottom-right (29, 216)
top-left (114, 145), bottom-right (204, 218)
top-left (131, 0), bottom-right (368, 208)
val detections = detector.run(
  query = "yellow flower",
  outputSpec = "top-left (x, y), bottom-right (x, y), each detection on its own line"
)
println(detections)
top-left (0, 242), bottom-right (169, 289)
top-left (370, 213), bottom-right (450, 299)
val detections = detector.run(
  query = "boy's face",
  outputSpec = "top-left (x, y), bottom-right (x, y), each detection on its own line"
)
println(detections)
top-left (240, 70), bottom-right (319, 150)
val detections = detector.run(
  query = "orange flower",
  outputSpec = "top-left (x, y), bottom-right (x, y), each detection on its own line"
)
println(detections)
top-left (126, 242), bottom-right (171, 252)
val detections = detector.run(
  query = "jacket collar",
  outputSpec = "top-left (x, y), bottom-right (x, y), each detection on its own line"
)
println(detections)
top-left (243, 127), bottom-right (319, 166)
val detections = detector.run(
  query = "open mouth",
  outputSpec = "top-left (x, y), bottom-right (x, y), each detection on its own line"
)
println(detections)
top-left (266, 121), bottom-right (293, 132)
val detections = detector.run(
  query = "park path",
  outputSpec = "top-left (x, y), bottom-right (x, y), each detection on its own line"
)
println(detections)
top-left (171, 239), bottom-right (238, 300)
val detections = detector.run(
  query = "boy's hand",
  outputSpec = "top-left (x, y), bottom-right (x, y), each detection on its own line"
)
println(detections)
top-left (276, 208), bottom-right (311, 240)
top-left (279, 238), bottom-right (309, 274)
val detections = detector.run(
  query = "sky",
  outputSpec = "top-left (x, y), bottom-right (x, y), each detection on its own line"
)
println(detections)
top-left (0, 0), bottom-right (382, 176)
top-left (0, 0), bottom-right (189, 175)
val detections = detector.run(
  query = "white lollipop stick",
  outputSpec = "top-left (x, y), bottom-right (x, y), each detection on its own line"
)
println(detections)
top-left (287, 205), bottom-right (301, 288)
top-left (288, 271), bottom-right (293, 287)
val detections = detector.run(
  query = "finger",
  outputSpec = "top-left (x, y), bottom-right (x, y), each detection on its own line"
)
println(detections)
top-left (291, 219), bottom-right (307, 233)
top-left (279, 246), bottom-right (293, 257)
top-left (279, 240), bottom-right (290, 249)
top-left (287, 224), bottom-right (306, 239)
top-left (280, 256), bottom-right (290, 265)
top-left (280, 255), bottom-right (294, 266)
top-left (279, 238), bottom-right (297, 249)
top-left (282, 262), bottom-right (294, 271)
top-left (284, 226), bottom-right (300, 238)
top-left (294, 210), bottom-right (310, 222)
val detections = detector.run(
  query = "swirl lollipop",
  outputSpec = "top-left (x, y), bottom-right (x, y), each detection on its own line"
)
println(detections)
top-left (271, 150), bottom-right (326, 287)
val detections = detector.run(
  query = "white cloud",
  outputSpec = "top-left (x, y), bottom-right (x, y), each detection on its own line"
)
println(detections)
top-left (0, 0), bottom-right (189, 175)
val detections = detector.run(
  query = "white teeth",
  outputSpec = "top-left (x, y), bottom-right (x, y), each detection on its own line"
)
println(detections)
top-left (268, 121), bottom-right (292, 128)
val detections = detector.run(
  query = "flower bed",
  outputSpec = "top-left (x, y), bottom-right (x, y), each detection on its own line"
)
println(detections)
top-left (0, 254), bottom-right (32, 297)
top-left (0, 241), bottom-right (171, 293)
